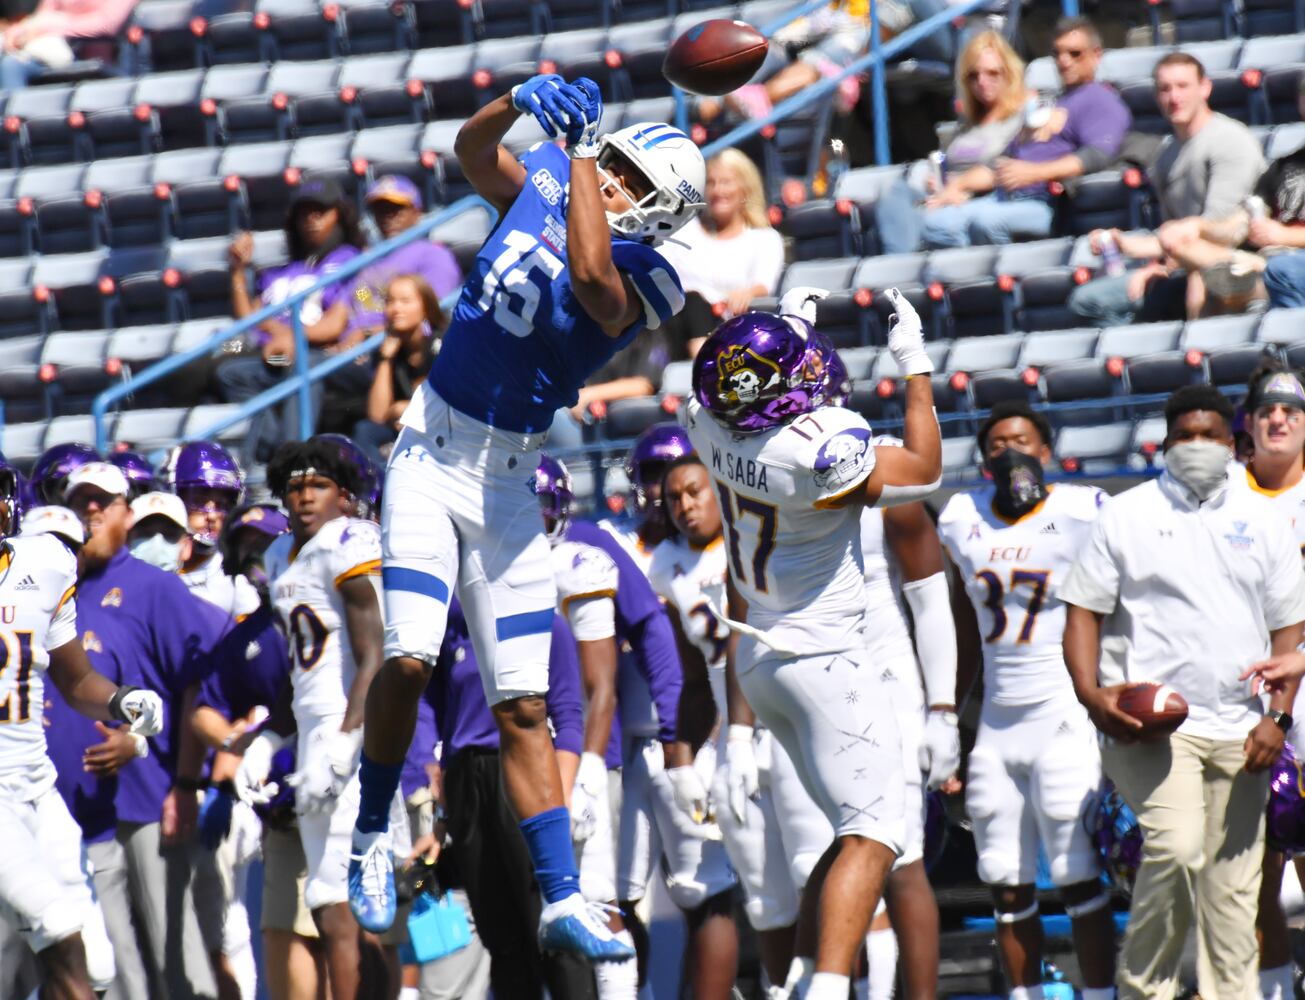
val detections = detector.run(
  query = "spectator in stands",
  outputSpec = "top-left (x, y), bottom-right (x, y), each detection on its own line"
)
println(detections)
top-left (1155, 76), bottom-right (1305, 314)
top-left (658, 148), bottom-right (784, 357)
top-left (911, 16), bottom-right (1130, 248)
top-left (1070, 52), bottom-right (1265, 327)
top-left (875, 30), bottom-right (1028, 254)
top-left (353, 274), bottom-right (445, 467)
top-left (1062, 384), bottom-right (1305, 999)
top-left (219, 176), bottom-right (366, 461)
top-left (0, 0), bottom-right (135, 91)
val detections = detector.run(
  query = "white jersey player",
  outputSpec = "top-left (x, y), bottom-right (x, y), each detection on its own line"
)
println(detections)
top-left (684, 291), bottom-right (943, 1000)
top-left (0, 527), bottom-right (164, 997)
top-left (238, 439), bottom-right (394, 1000)
top-left (651, 451), bottom-right (833, 994)
top-left (937, 401), bottom-right (1115, 999)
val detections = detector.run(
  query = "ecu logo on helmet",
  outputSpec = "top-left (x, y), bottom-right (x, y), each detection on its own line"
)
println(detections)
top-left (717, 345), bottom-right (782, 406)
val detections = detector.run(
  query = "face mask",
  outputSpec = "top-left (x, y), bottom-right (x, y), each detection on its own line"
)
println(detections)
top-left (1165, 439), bottom-right (1231, 501)
top-left (130, 534), bottom-right (185, 573)
top-left (987, 448), bottom-right (1047, 519)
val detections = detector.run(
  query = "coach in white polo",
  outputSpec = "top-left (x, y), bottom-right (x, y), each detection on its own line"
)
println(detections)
top-left (1060, 384), bottom-right (1305, 1000)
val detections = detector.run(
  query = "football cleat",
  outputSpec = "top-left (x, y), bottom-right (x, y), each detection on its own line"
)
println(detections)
top-left (538, 897), bottom-right (636, 962)
top-left (347, 833), bottom-right (396, 933)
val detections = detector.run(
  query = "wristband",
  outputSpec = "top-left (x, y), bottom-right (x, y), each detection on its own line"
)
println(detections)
top-left (108, 684), bottom-right (141, 725)
top-left (176, 776), bottom-right (209, 792)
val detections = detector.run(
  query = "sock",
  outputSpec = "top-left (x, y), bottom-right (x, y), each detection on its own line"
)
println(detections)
top-left (806, 973), bottom-right (851, 1000)
top-left (355, 753), bottom-right (402, 835)
top-left (398, 989), bottom-right (419, 1000)
top-left (595, 931), bottom-right (639, 999)
top-left (1010, 987), bottom-right (1044, 1000)
top-left (1261, 965), bottom-right (1294, 1000)
top-left (519, 806), bottom-right (581, 903)
top-left (866, 926), bottom-right (898, 1000)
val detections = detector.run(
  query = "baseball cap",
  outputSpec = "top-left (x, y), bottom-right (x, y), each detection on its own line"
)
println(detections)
top-left (1254, 371), bottom-right (1305, 412)
top-left (290, 176), bottom-right (345, 208)
top-left (230, 503), bottom-right (290, 537)
top-left (20, 505), bottom-right (85, 546)
top-left (130, 491), bottom-right (190, 532)
top-left (365, 174), bottom-right (422, 210)
top-left (65, 462), bottom-right (129, 501)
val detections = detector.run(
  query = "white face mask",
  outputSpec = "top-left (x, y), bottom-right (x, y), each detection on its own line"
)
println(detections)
top-left (130, 533), bottom-right (185, 573)
top-left (1165, 439), bottom-right (1231, 501)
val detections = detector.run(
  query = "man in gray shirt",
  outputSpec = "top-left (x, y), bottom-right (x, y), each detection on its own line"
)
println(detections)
top-left (1069, 51), bottom-right (1264, 327)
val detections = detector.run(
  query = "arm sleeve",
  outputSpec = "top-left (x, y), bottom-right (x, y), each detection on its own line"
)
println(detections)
top-left (632, 609), bottom-right (683, 745)
top-left (1058, 509), bottom-right (1122, 615)
top-left (1263, 513), bottom-right (1305, 631)
top-left (1200, 127), bottom-right (1267, 220)
top-left (48, 586), bottom-right (78, 650)
top-left (567, 596), bottom-right (617, 642)
top-left (545, 616), bottom-right (586, 756)
top-left (612, 241), bottom-right (686, 332)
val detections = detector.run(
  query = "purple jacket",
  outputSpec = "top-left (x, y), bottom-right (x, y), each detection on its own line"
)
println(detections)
top-left (76, 548), bottom-right (229, 825)
top-left (195, 606), bottom-right (292, 721)
top-left (565, 519), bottom-right (682, 745)
top-left (46, 642), bottom-right (123, 844)
top-left (346, 239), bottom-right (462, 337)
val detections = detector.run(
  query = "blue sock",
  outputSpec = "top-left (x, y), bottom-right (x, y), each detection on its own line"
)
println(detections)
top-left (355, 753), bottom-right (402, 835)
top-left (519, 806), bottom-right (581, 903)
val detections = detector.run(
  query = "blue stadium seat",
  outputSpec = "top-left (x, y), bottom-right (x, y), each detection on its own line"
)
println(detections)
top-left (408, 45), bottom-right (481, 121)
top-left (1017, 327), bottom-right (1099, 369)
top-left (129, 67), bottom-right (207, 151)
top-left (1023, 56), bottom-right (1059, 94)
top-left (1181, 313), bottom-right (1263, 388)
top-left (289, 133), bottom-right (356, 199)
top-left (42, 330), bottom-right (114, 397)
top-left (1098, 46), bottom-right (1166, 88)
top-left (35, 193), bottom-right (105, 255)
top-left (202, 11), bottom-right (271, 66)
top-left (12, 89), bottom-right (83, 167)
top-left (811, 291), bottom-right (870, 349)
top-left (607, 19), bottom-right (676, 99)
top-left (1242, 0), bottom-right (1304, 37)
top-left (662, 360), bottom-right (692, 397)
top-left (0, 336), bottom-right (52, 420)
top-left (350, 123), bottom-right (435, 205)
top-left (166, 236), bottom-right (235, 320)
top-left (473, 0), bottom-right (546, 41)
top-left (339, 0), bottom-right (417, 56)
top-left (1, 421), bottom-right (47, 463)
top-left (85, 156), bottom-right (166, 249)
top-left (1055, 421), bottom-right (1133, 474)
top-left (413, 0), bottom-right (476, 48)
top-left (113, 407), bottom-right (192, 451)
top-left (0, 197), bottom-right (35, 259)
top-left (226, 59), bottom-right (339, 144)
top-left (941, 436), bottom-right (979, 475)
top-left (1130, 415), bottom-right (1167, 468)
top-left (326, 52), bottom-right (412, 132)
top-left (154, 148), bottom-right (233, 240)
top-left (837, 346), bottom-right (877, 383)
top-left (108, 323), bottom-right (181, 373)
top-left (1125, 351), bottom-right (1206, 396)
top-left (173, 315), bottom-right (233, 352)
top-left (545, 0), bottom-right (615, 32)
top-left (774, 199), bottom-right (859, 261)
top-left (969, 368), bottom-right (1036, 409)
top-left (184, 404), bottom-right (252, 445)
top-left (1061, 169), bottom-right (1150, 235)
top-left (1240, 35), bottom-right (1305, 124)
top-left (473, 36), bottom-right (546, 102)
top-left (219, 140), bottom-right (295, 231)
top-left (925, 246), bottom-right (1002, 338)
top-left (544, 28), bottom-right (630, 100)
top-left (42, 415), bottom-right (99, 449)
top-left (428, 204), bottom-right (494, 274)
top-left (0, 259), bottom-right (50, 340)
top-left (1267, 122), bottom-right (1305, 161)
top-left (127, 0), bottom-right (204, 74)
top-left (1041, 358), bottom-right (1123, 426)
top-left (853, 252), bottom-right (937, 342)
top-left (945, 332), bottom-right (1024, 374)
top-left (258, 0), bottom-right (343, 62)
top-left (1096, 320), bottom-right (1183, 360)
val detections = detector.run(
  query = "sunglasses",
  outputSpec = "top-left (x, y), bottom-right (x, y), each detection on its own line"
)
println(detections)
top-left (1053, 47), bottom-right (1087, 59)
top-left (966, 68), bottom-right (1005, 80)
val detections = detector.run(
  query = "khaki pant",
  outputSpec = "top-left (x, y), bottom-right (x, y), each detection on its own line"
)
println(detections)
top-left (1103, 733), bottom-right (1269, 1000)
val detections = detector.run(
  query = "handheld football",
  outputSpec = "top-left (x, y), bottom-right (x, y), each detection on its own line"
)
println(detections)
top-left (663, 19), bottom-right (768, 96)
top-left (1117, 682), bottom-right (1188, 740)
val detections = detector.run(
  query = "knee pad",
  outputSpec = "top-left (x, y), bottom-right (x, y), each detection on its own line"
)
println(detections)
top-left (666, 878), bottom-right (710, 913)
top-left (1049, 846), bottom-right (1104, 888)
top-left (976, 847), bottom-right (1028, 889)
top-left (744, 891), bottom-right (799, 932)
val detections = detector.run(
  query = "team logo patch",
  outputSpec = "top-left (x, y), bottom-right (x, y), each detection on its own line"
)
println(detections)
top-left (101, 587), bottom-right (123, 608)
top-left (813, 428), bottom-right (872, 492)
top-left (240, 507), bottom-right (265, 525)
top-left (82, 630), bottom-right (102, 653)
top-left (1009, 464), bottom-right (1042, 510)
top-left (533, 169), bottom-right (564, 205)
top-left (246, 640), bottom-right (262, 660)
top-left (1225, 519), bottom-right (1254, 551)
top-left (716, 345), bottom-right (783, 407)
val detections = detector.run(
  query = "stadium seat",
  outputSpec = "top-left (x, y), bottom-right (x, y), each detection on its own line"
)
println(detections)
top-left (540, 28), bottom-right (629, 100)
top-left (108, 323), bottom-right (181, 373)
top-left (1240, 35), bottom-right (1305, 124)
top-left (1017, 327), bottom-right (1099, 369)
top-left (113, 407), bottom-right (192, 451)
top-left (35, 191), bottom-right (106, 255)
top-left (1170, 1), bottom-right (1237, 44)
top-left (1130, 414), bottom-right (1168, 468)
top-left (1054, 421), bottom-right (1134, 474)
top-left (10, 86), bottom-right (82, 167)
top-left (1013, 262), bottom-right (1091, 333)
top-left (1098, 46), bottom-right (1166, 88)
top-left (43, 414), bottom-right (99, 449)
top-left (1181, 313), bottom-right (1265, 387)
top-left (1257, 306), bottom-right (1305, 353)
top-left (838, 346), bottom-right (877, 383)
top-left (1242, 0), bottom-right (1304, 36)
top-left (32, 249), bottom-right (107, 331)
top-left (1, 421), bottom-right (48, 462)
top-left (42, 330), bottom-right (114, 396)
top-left (165, 237), bottom-right (233, 320)
top-left (258, 0), bottom-right (343, 62)
top-left (1023, 56), bottom-right (1059, 94)
top-left (945, 333), bottom-right (1025, 374)
top-left (473, 36), bottom-right (546, 103)
top-left (0, 259), bottom-right (51, 339)
top-left (306, 52), bottom-right (411, 135)
top-left (289, 134), bottom-right (357, 199)
top-left (428, 205), bottom-right (494, 274)
top-left (1125, 351), bottom-right (1206, 396)
top-left (1060, 169), bottom-right (1149, 235)
top-left (925, 246), bottom-right (1003, 338)
top-left (0, 197), bottom-right (35, 259)
top-left (600, 396), bottom-right (674, 439)
top-left (1096, 320), bottom-right (1183, 360)
top-left (545, 0), bottom-right (615, 32)
top-left (350, 123), bottom-right (434, 205)
top-left (224, 59), bottom-right (339, 145)
top-left (619, 96), bottom-right (677, 129)
top-left (203, 11), bottom-right (271, 66)
top-left (408, 45), bottom-right (481, 121)
top-left (413, 0), bottom-right (476, 48)
top-left (0, 336), bottom-right (51, 415)
top-left (812, 291), bottom-right (869, 349)
top-left (155, 148), bottom-right (235, 241)
top-left (184, 403), bottom-right (253, 445)
top-left (1267, 122), bottom-right (1305, 161)
top-left (852, 252), bottom-right (938, 342)
top-left (1041, 358), bottom-right (1124, 427)
top-left (774, 199), bottom-right (859, 261)
top-left (941, 436), bottom-right (979, 475)
top-left (339, 0), bottom-right (417, 56)
top-left (833, 165), bottom-right (905, 256)
top-left (128, 0), bottom-right (204, 73)
top-left (969, 369), bottom-right (1037, 409)
top-left (607, 18), bottom-right (676, 99)
top-left (194, 63), bottom-right (269, 145)
top-left (173, 315), bottom-right (233, 352)
top-left (218, 140), bottom-right (296, 231)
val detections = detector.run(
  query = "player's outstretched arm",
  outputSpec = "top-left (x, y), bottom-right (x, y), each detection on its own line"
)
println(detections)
top-left (454, 93), bottom-right (529, 213)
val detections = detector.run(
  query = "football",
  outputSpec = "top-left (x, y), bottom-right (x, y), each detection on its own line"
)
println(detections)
top-left (1117, 682), bottom-right (1189, 739)
top-left (663, 19), bottom-right (769, 96)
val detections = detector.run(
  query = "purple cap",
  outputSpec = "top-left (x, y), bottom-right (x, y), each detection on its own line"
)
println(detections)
top-left (365, 174), bottom-right (422, 210)
top-left (693, 312), bottom-right (827, 434)
top-left (290, 175), bottom-right (345, 208)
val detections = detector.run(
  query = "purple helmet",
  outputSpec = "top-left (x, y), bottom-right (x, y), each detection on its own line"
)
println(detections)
top-left (314, 434), bottom-right (380, 519)
top-left (162, 441), bottom-right (245, 547)
top-left (31, 442), bottom-right (99, 505)
top-left (0, 453), bottom-right (23, 537)
top-left (534, 454), bottom-right (574, 541)
top-left (1268, 744), bottom-right (1305, 854)
top-left (624, 423), bottom-right (694, 516)
top-left (693, 312), bottom-right (830, 434)
top-left (108, 450), bottom-right (156, 500)
top-left (1088, 780), bottom-right (1143, 896)
top-left (809, 332), bottom-right (851, 409)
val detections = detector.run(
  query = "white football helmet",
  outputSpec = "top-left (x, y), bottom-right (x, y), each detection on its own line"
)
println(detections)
top-left (597, 122), bottom-right (706, 245)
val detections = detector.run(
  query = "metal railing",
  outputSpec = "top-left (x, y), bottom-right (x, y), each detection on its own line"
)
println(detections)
top-left (91, 194), bottom-right (492, 454)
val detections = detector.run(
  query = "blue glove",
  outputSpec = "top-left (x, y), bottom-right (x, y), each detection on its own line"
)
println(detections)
top-left (566, 77), bottom-right (604, 158)
top-left (199, 786), bottom-right (235, 851)
top-left (511, 74), bottom-right (585, 139)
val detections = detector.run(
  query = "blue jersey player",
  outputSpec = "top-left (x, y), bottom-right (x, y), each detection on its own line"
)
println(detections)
top-left (347, 72), bottom-right (705, 963)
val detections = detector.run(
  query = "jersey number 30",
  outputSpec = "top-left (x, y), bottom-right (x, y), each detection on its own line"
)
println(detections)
top-left (477, 230), bottom-right (565, 337)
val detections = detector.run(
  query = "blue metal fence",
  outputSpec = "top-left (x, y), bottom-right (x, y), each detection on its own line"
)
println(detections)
top-left (91, 194), bottom-right (492, 453)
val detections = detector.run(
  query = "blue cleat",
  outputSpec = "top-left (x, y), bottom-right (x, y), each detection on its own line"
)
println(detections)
top-left (348, 833), bottom-right (396, 933)
top-left (537, 897), bottom-right (636, 963)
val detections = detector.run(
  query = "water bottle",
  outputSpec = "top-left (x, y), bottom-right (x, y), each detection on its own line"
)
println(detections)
top-left (1024, 95), bottom-right (1052, 131)
top-left (1099, 231), bottom-right (1125, 278)
top-left (928, 150), bottom-right (946, 193)
top-left (825, 138), bottom-right (848, 198)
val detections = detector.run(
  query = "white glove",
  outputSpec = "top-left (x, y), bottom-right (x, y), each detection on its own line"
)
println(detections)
top-left (726, 725), bottom-right (760, 824)
top-left (885, 287), bottom-right (932, 377)
top-left (109, 685), bottom-right (164, 737)
top-left (287, 728), bottom-right (361, 814)
top-left (235, 731), bottom-right (286, 807)
top-left (570, 752), bottom-right (607, 844)
top-left (918, 710), bottom-right (960, 790)
top-left (667, 765), bottom-right (711, 824)
top-left (778, 286), bottom-right (829, 325)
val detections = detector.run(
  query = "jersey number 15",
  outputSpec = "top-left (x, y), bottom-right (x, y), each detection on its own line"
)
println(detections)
top-left (477, 230), bottom-right (564, 337)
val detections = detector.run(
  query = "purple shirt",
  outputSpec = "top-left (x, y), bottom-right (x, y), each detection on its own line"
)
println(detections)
top-left (47, 642), bottom-right (123, 844)
top-left (1005, 82), bottom-right (1132, 198)
top-left (76, 548), bottom-right (230, 825)
top-left (401, 695), bottom-right (438, 801)
top-left (565, 520), bottom-right (682, 745)
top-left (345, 239), bottom-right (462, 336)
top-left (256, 244), bottom-right (362, 343)
top-left (430, 599), bottom-right (584, 759)
top-left (195, 607), bottom-right (292, 721)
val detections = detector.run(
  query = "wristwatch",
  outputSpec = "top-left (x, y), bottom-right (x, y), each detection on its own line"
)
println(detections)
top-left (1269, 708), bottom-right (1294, 732)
